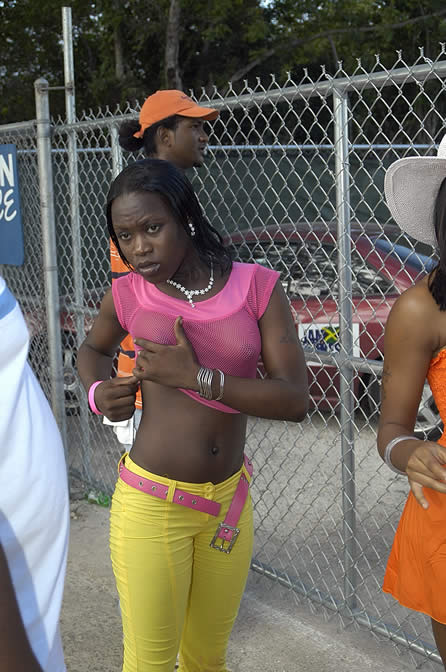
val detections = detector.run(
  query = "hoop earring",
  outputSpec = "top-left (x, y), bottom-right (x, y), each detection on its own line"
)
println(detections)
top-left (188, 218), bottom-right (196, 237)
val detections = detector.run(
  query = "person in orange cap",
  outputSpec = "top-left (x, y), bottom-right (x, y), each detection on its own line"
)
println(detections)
top-left (104, 91), bottom-right (219, 443)
top-left (120, 89), bottom-right (219, 169)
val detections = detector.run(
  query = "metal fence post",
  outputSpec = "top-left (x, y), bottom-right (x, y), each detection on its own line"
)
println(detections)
top-left (62, 6), bottom-right (91, 480)
top-left (333, 85), bottom-right (358, 611)
top-left (110, 123), bottom-right (123, 179)
top-left (34, 77), bottom-right (68, 456)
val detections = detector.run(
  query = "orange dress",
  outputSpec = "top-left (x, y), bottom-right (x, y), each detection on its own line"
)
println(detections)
top-left (383, 349), bottom-right (446, 624)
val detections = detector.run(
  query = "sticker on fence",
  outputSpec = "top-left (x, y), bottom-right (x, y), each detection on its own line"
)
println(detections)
top-left (298, 323), bottom-right (360, 363)
top-left (0, 144), bottom-right (24, 266)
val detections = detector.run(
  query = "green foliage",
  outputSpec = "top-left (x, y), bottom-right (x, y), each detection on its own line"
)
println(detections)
top-left (0, 0), bottom-right (445, 123)
top-left (264, 0), bottom-right (446, 78)
top-left (0, 0), bottom-right (94, 120)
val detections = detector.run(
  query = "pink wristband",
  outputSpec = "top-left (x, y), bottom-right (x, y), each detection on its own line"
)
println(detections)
top-left (88, 380), bottom-right (103, 415)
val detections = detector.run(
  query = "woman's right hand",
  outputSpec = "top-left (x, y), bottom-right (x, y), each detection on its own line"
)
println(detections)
top-left (406, 440), bottom-right (446, 508)
top-left (93, 376), bottom-right (139, 422)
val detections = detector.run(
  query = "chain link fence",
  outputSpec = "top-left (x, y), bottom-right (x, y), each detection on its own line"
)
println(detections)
top-left (0, 120), bottom-right (54, 403)
top-left (1, 46), bottom-right (446, 668)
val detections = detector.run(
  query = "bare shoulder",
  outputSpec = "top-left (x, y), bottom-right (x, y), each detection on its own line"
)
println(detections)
top-left (390, 276), bottom-right (437, 323)
top-left (84, 286), bottom-right (126, 353)
top-left (96, 287), bottom-right (119, 319)
top-left (91, 287), bottom-right (120, 332)
top-left (259, 280), bottom-right (300, 348)
top-left (386, 276), bottom-right (441, 355)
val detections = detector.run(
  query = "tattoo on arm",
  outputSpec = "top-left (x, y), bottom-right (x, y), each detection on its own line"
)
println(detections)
top-left (381, 364), bottom-right (391, 401)
top-left (280, 326), bottom-right (297, 344)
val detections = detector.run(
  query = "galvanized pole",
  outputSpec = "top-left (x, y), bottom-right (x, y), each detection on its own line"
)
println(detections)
top-left (34, 77), bottom-right (68, 456)
top-left (333, 86), bottom-right (357, 611)
top-left (110, 124), bottom-right (123, 179)
top-left (62, 5), bottom-right (91, 479)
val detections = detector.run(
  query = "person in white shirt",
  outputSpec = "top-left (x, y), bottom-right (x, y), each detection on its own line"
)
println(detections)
top-left (0, 276), bottom-right (69, 672)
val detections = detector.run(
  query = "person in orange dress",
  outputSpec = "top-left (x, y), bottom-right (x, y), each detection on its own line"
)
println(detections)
top-left (378, 133), bottom-right (446, 666)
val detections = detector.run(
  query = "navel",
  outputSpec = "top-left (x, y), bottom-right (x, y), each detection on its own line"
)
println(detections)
top-left (210, 444), bottom-right (219, 456)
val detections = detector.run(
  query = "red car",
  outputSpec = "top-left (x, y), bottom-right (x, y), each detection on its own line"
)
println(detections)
top-left (25, 221), bottom-right (439, 436)
top-left (225, 222), bottom-right (439, 437)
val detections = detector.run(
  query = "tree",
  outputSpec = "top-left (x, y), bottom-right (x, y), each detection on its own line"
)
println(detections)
top-left (0, 0), bottom-right (445, 124)
top-left (233, 0), bottom-right (446, 82)
top-left (0, 0), bottom-right (93, 122)
top-left (165, 0), bottom-right (182, 89)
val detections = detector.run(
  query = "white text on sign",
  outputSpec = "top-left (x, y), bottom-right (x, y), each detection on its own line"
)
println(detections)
top-left (0, 154), bottom-right (17, 221)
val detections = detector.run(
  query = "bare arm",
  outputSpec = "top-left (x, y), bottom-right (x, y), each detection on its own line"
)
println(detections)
top-left (77, 289), bottom-right (139, 420)
top-left (210, 281), bottom-right (309, 420)
top-left (378, 284), bottom-right (446, 506)
top-left (0, 541), bottom-right (43, 672)
top-left (134, 282), bottom-right (309, 422)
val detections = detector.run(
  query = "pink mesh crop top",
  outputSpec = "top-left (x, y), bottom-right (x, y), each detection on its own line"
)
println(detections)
top-left (112, 262), bottom-right (279, 413)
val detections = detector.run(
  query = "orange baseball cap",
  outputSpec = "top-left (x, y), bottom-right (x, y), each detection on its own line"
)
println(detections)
top-left (134, 90), bottom-right (219, 138)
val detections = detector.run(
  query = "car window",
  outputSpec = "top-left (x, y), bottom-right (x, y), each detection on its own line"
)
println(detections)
top-left (232, 240), bottom-right (395, 298)
top-left (374, 238), bottom-right (436, 272)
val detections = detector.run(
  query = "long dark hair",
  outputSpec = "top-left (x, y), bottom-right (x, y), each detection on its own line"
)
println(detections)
top-left (106, 158), bottom-right (232, 273)
top-left (428, 176), bottom-right (446, 309)
top-left (118, 115), bottom-right (180, 156)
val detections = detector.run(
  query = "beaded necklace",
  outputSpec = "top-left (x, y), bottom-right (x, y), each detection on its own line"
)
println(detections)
top-left (166, 262), bottom-right (214, 308)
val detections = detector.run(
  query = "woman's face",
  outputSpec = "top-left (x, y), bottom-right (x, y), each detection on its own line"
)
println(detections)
top-left (111, 190), bottom-right (191, 283)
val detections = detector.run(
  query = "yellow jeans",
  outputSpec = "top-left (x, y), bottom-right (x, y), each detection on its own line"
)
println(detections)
top-left (109, 453), bottom-right (254, 672)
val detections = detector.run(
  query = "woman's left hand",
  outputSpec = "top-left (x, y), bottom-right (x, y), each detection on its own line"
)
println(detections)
top-left (406, 440), bottom-right (446, 508)
top-left (133, 316), bottom-right (199, 390)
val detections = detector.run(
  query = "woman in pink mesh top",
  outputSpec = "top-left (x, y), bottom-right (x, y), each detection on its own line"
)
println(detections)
top-left (77, 158), bottom-right (309, 672)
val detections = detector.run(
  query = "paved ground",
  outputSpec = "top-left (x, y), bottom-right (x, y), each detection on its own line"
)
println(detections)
top-left (60, 498), bottom-right (437, 672)
top-left (66, 410), bottom-right (440, 660)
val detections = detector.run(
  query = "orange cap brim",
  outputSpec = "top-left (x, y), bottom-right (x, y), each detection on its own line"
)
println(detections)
top-left (134, 98), bottom-right (219, 138)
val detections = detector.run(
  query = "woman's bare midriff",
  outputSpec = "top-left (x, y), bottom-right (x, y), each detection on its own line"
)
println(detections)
top-left (129, 381), bottom-right (248, 484)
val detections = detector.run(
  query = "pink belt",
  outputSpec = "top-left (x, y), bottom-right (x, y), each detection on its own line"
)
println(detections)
top-left (118, 455), bottom-right (253, 554)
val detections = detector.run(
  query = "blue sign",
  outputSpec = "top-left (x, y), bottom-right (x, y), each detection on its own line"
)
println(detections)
top-left (0, 144), bottom-right (24, 265)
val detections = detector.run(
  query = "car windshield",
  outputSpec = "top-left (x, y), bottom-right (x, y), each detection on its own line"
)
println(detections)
top-left (232, 240), bottom-right (395, 298)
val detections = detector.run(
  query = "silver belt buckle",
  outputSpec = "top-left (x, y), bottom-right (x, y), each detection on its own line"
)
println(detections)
top-left (210, 522), bottom-right (240, 554)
